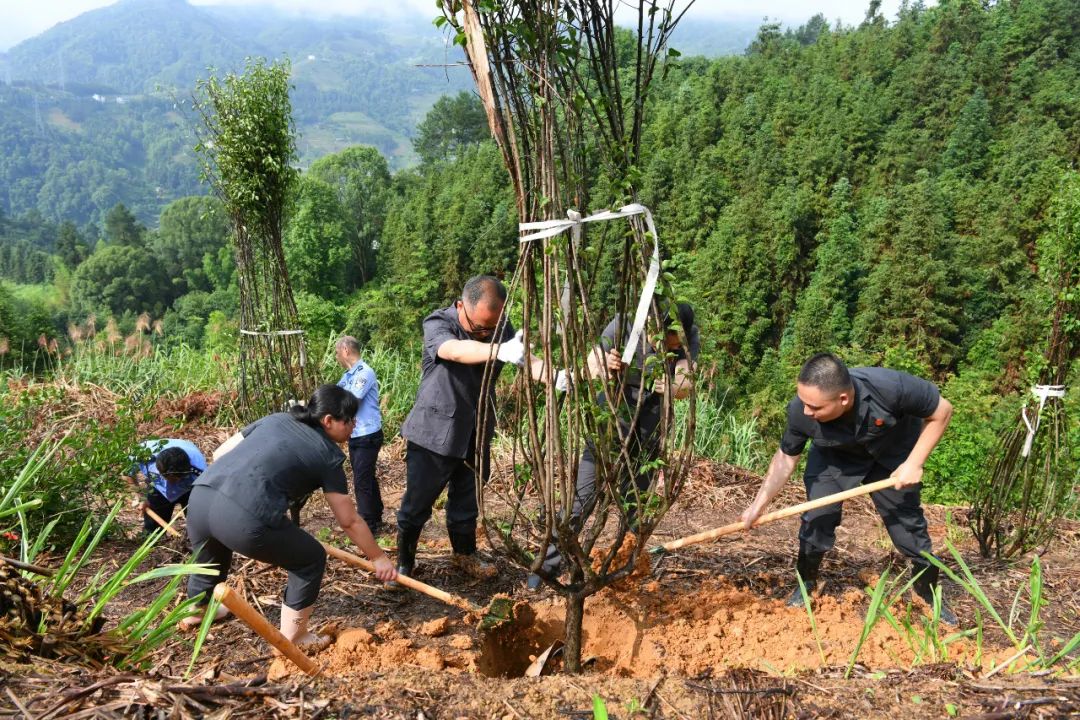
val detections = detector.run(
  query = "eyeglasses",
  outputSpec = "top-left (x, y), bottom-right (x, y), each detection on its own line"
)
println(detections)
top-left (459, 300), bottom-right (499, 337)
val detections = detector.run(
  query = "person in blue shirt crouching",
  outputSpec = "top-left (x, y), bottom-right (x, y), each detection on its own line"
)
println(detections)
top-left (128, 439), bottom-right (206, 534)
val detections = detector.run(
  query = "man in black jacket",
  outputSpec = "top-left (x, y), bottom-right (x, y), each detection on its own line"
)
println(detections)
top-left (741, 353), bottom-right (957, 625)
top-left (395, 275), bottom-right (526, 581)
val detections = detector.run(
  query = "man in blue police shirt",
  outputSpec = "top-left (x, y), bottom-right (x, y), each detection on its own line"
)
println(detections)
top-left (741, 353), bottom-right (958, 625)
top-left (128, 439), bottom-right (206, 534)
top-left (335, 335), bottom-right (385, 534)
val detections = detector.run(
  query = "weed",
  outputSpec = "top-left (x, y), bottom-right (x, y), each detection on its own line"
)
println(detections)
top-left (592, 694), bottom-right (609, 720)
top-left (846, 568), bottom-right (896, 678)
top-left (923, 542), bottom-right (1080, 673)
top-left (795, 569), bottom-right (827, 664)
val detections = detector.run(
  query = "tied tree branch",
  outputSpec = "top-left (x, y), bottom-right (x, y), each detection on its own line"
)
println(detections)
top-left (190, 58), bottom-right (312, 420)
top-left (970, 171), bottom-right (1080, 559)
top-left (439, 0), bottom-right (695, 672)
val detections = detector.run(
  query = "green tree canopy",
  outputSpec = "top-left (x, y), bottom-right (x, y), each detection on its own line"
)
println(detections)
top-left (72, 244), bottom-right (168, 317)
top-left (103, 203), bottom-right (146, 247)
top-left (283, 177), bottom-right (351, 299)
top-left (306, 146), bottom-right (392, 287)
top-left (412, 92), bottom-right (490, 165)
top-left (152, 196), bottom-right (231, 295)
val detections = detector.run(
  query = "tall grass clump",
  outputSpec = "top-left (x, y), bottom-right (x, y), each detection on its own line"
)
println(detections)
top-left (834, 542), bottom-right (1080, 675)
top-left (2, 442), bottom-right (216, 669)
top-left (54, 335), bottom-right (233, 398)
top-left (674, 395), bottom-right (766, 471)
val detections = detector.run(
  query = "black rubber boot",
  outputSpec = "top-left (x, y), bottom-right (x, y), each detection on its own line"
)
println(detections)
top-left (448, 529), bottom-right (477, 556)
top-left (389, 527), bottom-right (421, 590)
top-left (911, 562), bottom-right (958, 627)
top-left (787, 546), bottom-right (825, 608)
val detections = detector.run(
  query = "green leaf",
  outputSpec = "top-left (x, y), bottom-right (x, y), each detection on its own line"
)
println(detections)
top-left (592, 695), bottom-right (608, 720)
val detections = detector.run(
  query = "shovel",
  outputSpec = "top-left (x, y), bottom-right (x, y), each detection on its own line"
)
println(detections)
top-left (321, 543), bottom-right (516, 631)
top-left (651, 476), bottom-right (901, 554)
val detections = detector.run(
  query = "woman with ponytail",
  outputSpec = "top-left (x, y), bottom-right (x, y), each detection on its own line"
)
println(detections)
top-left (182, 384), bottom-right (397, 648)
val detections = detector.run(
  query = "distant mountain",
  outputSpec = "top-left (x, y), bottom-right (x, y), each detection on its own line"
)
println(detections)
top-left (0, 0), bottom-right (758, 225)
top-left (668, 18), bottom-right (760, 57)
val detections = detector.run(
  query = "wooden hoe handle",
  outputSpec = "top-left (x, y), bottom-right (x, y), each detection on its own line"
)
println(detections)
top-left (661, 476), bottom-right (902, 552)
top-left (321, 543), bottom-right (477, 614)
top-left (212, 584), bottom-right (318, 675)
top-left (145, 507), bottom-right (182, 537)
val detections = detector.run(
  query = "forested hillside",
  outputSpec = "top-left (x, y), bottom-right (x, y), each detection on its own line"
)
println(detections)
top-left (0, 0), bottom-right (756, 226)
top-left (1, 0), bottom-right (1078, 496)
top-left (0, 0), bottom-right (475, 224)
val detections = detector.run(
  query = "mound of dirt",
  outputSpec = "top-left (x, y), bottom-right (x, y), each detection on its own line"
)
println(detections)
top-left (267, 572), bottom-right (1009, 682)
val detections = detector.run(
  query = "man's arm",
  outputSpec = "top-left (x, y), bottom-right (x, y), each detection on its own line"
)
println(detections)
top-left (654, 358), bottom-right (693, 399)
top-left (741, 448), bottom-right (801, 528)
top-left (437, 338), bottom-right (514, 365)
top-left (891, 396), bottom-right (953, 488)
top-left (122, 470), bottom-right (148, 510)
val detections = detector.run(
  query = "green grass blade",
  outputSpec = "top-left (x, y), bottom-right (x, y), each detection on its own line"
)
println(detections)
top-left (922, 544), bottom-right (1018, 646)
top-left (592, 695), bottom-right (609, 720)
top-left (795, 569), bottom-right (827, 664)
top-left (846, 568), bottom-right (894, 678)
top-left (184, 593), bottom-right (221, 679)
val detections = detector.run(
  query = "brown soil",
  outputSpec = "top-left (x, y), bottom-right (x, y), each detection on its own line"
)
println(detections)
top-left (2, 387), bottom-right (1079, 719)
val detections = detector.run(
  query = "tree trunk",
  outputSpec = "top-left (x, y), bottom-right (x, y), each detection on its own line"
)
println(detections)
top-left (563, 591), bottom-right (586, 673)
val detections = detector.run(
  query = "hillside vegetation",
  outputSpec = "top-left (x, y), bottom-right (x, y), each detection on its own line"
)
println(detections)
top-left (1, 0), bottom-right (1078, 501)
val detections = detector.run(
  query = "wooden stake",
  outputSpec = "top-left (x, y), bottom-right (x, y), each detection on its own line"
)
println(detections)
top-left (212, 584), bottom-right (318, 675)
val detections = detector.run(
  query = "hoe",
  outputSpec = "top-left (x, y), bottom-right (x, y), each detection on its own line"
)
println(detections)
top-left (322, 543), bottom-right (516, 631)
top-left (651, 476), bottom-right (899, 554)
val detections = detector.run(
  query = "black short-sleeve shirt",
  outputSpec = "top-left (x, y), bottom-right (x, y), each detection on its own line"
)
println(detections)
top-left (597, 315), bottom-right (701, 440)
top-left (780, 367), bottom-right (941, 480)
top-left (195, 413), bottom-right (347, 526)
top-left (400, 305), bottom-right (515, 459)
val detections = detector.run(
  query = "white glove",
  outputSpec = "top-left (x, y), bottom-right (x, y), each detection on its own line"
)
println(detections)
top-left (554, 369), bottom-right (570, 393)
top-left (496, 330), bottom-right (526, 366)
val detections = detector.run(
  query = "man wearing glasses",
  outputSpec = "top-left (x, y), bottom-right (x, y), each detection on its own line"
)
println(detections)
top-left (395, 275), bottom-right (527, 582)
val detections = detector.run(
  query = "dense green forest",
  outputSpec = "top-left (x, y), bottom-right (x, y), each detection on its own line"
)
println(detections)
top-left (1, 0), bottom-right (1079, 499)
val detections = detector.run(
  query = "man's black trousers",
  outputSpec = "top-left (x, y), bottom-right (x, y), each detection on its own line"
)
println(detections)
top-left (348, 430), bottom-right (384, 532)
top-left (798, 461), bottom-right (933, 565)
top-left (397, 441), bottom-right (487, 554)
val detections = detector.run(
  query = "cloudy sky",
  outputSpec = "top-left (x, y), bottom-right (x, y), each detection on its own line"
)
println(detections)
top-left (0, 0), bottom-right (911, 51)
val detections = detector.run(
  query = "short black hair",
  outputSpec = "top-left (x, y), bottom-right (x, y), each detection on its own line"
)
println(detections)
top-left (462, 275), bottom-right (507, 310)
top-left (662, 302), bottom-right (695, 333)
top-left (794, 354), bottom-right (851, 395)
top-left (798, 353), bottom-right (852, 394)
top-left (156, 446), bottom-right (193, 476)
